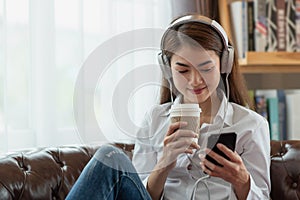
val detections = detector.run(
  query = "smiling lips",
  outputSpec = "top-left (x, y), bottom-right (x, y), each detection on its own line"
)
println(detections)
top-left (190, 87), bottom-right (206, 94)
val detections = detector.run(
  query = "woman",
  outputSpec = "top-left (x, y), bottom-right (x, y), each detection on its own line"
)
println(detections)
top-left (66, 14), bottom-right (270, 200)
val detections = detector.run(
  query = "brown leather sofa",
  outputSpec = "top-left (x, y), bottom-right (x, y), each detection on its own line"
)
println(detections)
top-left (0, 141), bottom-right (299, 200)
top-left (270, 140), bottom-right (300, 200)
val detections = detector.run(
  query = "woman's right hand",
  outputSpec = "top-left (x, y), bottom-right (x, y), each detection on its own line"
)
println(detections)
top-left (160, 121), bottom-right (200, 170)
top-left (147, 121), bottom-right (199, 200)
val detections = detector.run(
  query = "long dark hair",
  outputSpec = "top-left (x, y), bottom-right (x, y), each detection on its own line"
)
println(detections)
top-left (159, 17), bottom-right (253, 109)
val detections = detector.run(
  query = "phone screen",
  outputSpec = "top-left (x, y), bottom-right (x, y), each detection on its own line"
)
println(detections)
top-left (205, 132), bottom-right (237, 167)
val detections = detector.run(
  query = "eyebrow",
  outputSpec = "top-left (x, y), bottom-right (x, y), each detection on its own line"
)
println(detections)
top-left (175, 60), bottom-right (213, 67)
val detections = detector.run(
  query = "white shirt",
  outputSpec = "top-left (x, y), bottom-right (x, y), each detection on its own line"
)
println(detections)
top-left (132, 93), bottom-right (271, 200)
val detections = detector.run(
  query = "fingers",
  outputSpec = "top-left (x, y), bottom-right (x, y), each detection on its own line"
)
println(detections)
top-left (165, 137), bottom-right (199, 152)
top-left (164, 126), bottom-right (200, 156)
top-left (207, 144), bottom-right (240, 165)
top-left (199, 146), bottom-right (250, 188)
top-left (165, 121), bottom-right (199, 145)
top-left (216, 143), bottom-right (241, 163)
top-left (163, 121), bottom-right (200, 163)
top-left (166, 121), bottom-right (188, 136)
top-left (185, 141), bottom-right (200, 154)
top-left (199, 144), bottom-right (242, 175)
top-left (199, 155), bottom-right (214, 174)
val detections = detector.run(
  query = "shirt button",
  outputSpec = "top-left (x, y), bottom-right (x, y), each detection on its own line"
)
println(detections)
top-left (187, 164), bottom-right (192, 170)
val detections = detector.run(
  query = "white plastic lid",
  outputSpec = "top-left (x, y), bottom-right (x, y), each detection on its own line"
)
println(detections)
top-left (170, 104), bottom-right (201, 117)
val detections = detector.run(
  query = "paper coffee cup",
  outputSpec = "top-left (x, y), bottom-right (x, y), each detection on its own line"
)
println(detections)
top-left (170, 104), bottom-right (201, 143)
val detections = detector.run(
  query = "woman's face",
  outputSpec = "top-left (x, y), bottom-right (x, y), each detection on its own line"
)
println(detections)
top-left (170, 46), bottom-right (221, 104)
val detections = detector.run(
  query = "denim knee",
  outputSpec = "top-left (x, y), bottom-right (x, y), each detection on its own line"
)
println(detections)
top-left (94, 144), bottom-right (124, 158)
top-left (93, 144), bottom-right (135, 173)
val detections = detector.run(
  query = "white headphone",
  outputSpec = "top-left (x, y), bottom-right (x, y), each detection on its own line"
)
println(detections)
top-left (158, 14), bottom-right (234, 80)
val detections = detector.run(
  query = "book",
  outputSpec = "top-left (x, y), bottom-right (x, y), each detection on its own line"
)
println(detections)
top-left (277, 0), bottom-right (286, 51)
top-left (248, 0), bottom-right (255, 51)
top-left (267, 97), bottom-right (280, 140)
top-left (254, 95), bottom-right (268, 120)
top-left (248, 89), bottom-right (255, 109)
top-left (266, 0), bottom-right (278, 51)
top-left (286, 0), bottom-right (297, 52)
top-left (296, 0), bottom-right (300, 51)
top-left (255, 90), bottom-right (280, 140)
top-left (229, 0), bottom-right (248, 58)
top-left (254, 0), bottom-right (268, 51)
top-left (277, 90), bottom-right (287, 140)
top-left (286, 92), bottom-right (300, 139)
top-left (242, 0), bottom-right (248, 56)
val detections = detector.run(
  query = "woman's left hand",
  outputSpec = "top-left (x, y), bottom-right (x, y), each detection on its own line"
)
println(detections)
top-left (199, 143), bottom-right (250, 200)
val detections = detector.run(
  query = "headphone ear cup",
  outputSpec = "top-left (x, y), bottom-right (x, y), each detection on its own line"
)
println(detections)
top-left (221, 46), bottom-right (234, 74)
top-left (158, 52), bottom-right (172, 79)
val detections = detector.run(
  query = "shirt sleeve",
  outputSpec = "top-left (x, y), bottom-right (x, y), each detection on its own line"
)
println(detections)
top-left (235, 117), bottom-right (271, 199)
top-left (132, 105), bottom-right (169, 200)
top-left (133, 138), bottom-right (158, 187)
top-left (132, 106), bottom-right (157, 187)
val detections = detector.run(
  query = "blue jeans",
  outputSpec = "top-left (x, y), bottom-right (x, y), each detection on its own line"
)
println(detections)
top-left (66, 144), bottom-right (151, 200)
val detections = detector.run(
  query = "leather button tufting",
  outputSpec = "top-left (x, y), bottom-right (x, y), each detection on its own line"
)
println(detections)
top-left (280, 152), bottom-right (284, 156)
top-left (19, 163), bottom-right (29, 171)
top-left (292, 182), bottom-right (298, 188)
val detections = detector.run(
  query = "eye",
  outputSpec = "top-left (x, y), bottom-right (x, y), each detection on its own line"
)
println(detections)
top-left (199, 66), bottom-right (215, 73)
top-left (177, 70), bottom-right (188, 73)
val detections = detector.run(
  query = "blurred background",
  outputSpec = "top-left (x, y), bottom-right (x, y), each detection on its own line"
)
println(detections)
top-left (0, 0), bottom-right (175, 152)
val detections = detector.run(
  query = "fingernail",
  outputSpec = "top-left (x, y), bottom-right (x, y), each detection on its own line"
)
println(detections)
top-left (199, 154), bottom-right (205, 159)
top-left (217, 143), bottom-right (223, 148)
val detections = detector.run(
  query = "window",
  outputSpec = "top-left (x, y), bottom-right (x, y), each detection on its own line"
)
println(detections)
top-left (0, 0), bottom-right (171, 153)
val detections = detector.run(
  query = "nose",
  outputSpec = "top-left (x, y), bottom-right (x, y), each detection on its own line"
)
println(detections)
top-left (189, 68), bottom-right (203, 86)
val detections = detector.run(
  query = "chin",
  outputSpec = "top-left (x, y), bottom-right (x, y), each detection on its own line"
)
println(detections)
top-left (184, 96), bottom-right (202, 104)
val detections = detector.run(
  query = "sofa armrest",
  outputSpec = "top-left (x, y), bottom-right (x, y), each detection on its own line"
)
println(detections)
top-left (0, 145), bottom-right (101, 200)
top-left (270, 140), bottom-right (300, 200)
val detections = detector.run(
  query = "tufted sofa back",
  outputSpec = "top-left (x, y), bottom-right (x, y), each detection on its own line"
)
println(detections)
top-left (0, 141), bottom-right (299, 200)
top-left (0, 145), bottom-right (100, 200)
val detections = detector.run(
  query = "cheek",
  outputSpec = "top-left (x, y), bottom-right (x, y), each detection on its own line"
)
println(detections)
top-left (173, 74), bottom-right (187, 92)
top-left (172, 73), bottom-right (188, 88)
top-left (203, 70), bottom-right (220, 84)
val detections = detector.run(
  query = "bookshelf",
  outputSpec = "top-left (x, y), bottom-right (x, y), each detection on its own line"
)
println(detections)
top-left (214, 0), bottom-right (300, 140)
top-left (240, 52), bottom-right (300, 74)
top-left (218, 0), bottom-right (300, 90)
top-left (241, 52), bottom-right (300, 89)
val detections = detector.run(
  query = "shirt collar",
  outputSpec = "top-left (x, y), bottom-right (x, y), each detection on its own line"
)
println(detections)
top-left (160, 94), bottom-right (183, 117)
top-left (214, 90), bottom-right (233, 127)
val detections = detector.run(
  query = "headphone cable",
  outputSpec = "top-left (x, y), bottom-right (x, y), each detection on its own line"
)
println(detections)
top-left (187, 72), bottom-right (230, 200)
top-left (190, 174), bottom-right (211, 200)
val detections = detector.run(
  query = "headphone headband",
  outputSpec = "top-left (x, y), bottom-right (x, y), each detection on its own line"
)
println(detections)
top-left (168, 15), bottom-right (229, 49)
top-left (159, 14), bottom-right (234, 76)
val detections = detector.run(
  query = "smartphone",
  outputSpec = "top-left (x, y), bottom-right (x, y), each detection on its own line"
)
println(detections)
top-left (205, 132), bottom-right (237, 167)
